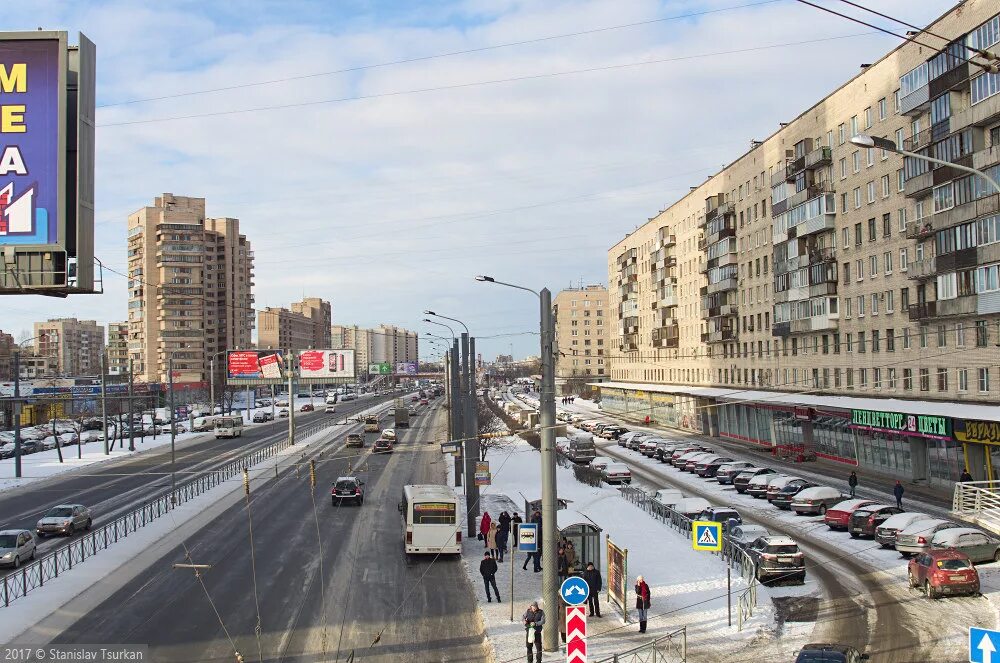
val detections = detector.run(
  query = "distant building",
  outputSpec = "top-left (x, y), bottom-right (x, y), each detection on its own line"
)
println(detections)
top-left (18, 354), bottom-right (59, 380)
top-left (331, 324), bottom-right (419, 373)
top-left (106, 322), bottom-right (129, 375)
top-left (553, 285), bottom-right (609, 391)
top-left (0, 331), bottom-right (14, 381)
top-left (33, 318), bottom-right (105, 376)
top-left (496, 354), bottom-right (513, 365)
top-left (258, 297), bottom-right (333, 350)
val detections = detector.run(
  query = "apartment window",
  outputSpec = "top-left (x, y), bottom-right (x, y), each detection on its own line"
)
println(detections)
top-left (835, 368), bottom-right (842, 387)
top-left (888, 368), bottom-right (897, 389)
top-left (845, 297), bottom-right (853, 317)
top-left (903, 368), bottom-right (913, 390)
top-left (937, 324), bottom-right (947, 348)
top-left (872, 329), bottom-right (881, 352)
top-left (881, 175), bottom-right (890, 198)
top-left (867, 148), bottom-right (875, 167)
top-left (847, 368), bottom-right (854, 388)
top-left (920, 368), bottom-right (930, 391)
top-left (827, 130), bottom-right (834, 147)
top-left (854, 223), bottom-right (862, 246)
top-left (853, 151), bottom-right (861, 173)
top-left (958, 368), bottom-right (969, 392)
top-left (842, 227), bottom-right (850, 248)
top-left (839, 158), bottom-right (847, 180)
top-left (886, 328), bottom-right (895, 352)
top-left (822, 334), bottom-right (830, 354)
top-left (839, 123), bottom-right (846, 144)
top-left (878, 98), bottom-right (887, 121)
top-left (858, 330), bottom-right (867, 353)
top-left (874, 368), bottom-right (882, 388)
top-left (864, 106), bottom-right (872, 128)
top-left (920, 325), bottom-right (928, 348)
top-left (957, 323), bottom-right (966, 346)
top-left (937, 367), bottom-right (949, 392)
top-left (897, 169), bottom-right (905, 192)
top-left (858, 296), bottom-right (866, 318)
top-left (895, 127), bottom-right (905, 149)
top-left (843, 262), bottom-right (851, 284)
top-left (901, 287), bottom-right (910, 309)
top-left (980, 367), bottom-right (991, 393)
top-left (842, 193), bottom-right (849, 214)
top-left (870, 255), bottom-right (878, 277)
top-left (868, 217), bottom-right (877, 242)
top-left (847, 332), bottom-right (853, 352)
top-left (976, 319), bottom-right (989, 347)
top-left (871, 292), bottom-right (879, 315)
top-left (884, 251), bottom-right (892, 274)
top-left (886, 289), bottom-right (894, 313)
top-left (851, 115), bottom-right (859, 136)
top-left (894, 89), bottom-right (901, 112)
top-left (867, 181), bottom-right (876, 203)
top-left (860, 368), bottom-right (868, 388)
top-left (900, 248), bottom-right (908, 271)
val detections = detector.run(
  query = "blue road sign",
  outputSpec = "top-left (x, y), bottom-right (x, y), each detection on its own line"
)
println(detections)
top-left (517, 523), bottom-right (538, 553)
top-left (970, 627), bottom-right (1000, 663)
top-left (560, 576), bottom-right (590, 606)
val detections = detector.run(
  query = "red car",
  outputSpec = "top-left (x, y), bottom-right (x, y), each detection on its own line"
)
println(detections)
top-left (907, 549), bottom-right (980, 598)
top-left (300, 404), bottom-right (314, 412)
top-left (823, 498), bottom-right (877, 530)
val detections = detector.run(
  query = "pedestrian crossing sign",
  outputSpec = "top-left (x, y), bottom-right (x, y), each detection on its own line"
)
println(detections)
top-left (692, 521), bottom-right (723, 551)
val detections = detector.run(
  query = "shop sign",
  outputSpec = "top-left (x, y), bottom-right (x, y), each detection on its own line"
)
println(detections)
top-left (954, 419), bottom-right (1000, 446)
top-left (850, 408), bottom-right (950, 439)
top-left (794, 407), bottom-right (813, 421)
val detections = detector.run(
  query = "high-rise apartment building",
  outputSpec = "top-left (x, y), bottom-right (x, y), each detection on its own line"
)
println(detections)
top-left (553, 285), bottom-right (609, 391)
top-left (106, 322), bottom-right (129, 376)
top-left (604, 0), bottom-right (1000, 485)
top-left (258, 297), bottom-right (332, 350)
top-left (331, 324), bottom-right (419, 372)
top-left (127, 194), bottom-right (255, 384)
top-left (32, 318), bottom-right (105, 376)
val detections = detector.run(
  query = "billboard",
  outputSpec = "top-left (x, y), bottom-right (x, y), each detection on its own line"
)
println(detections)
top-left (395, 361), bottom-right (418, 375)
top-left (227, 350), bottom-right (285, 382)
top-left (368, 362), bottom-right (392, 375)
top-left (298, 349), bottom-right (355, 380)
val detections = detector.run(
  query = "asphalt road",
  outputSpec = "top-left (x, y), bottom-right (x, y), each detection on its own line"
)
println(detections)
top-left (52, 400), bottom-right (489, 663)
top-left (0, 393), bottom-right (399, 554)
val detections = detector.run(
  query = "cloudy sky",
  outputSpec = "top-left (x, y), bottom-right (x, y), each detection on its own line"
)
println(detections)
top-left (3, 0), bottom-right (956, 360)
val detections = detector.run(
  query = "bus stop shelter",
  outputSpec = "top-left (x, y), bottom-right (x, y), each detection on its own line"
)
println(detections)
top-left (556, 509), bottom-right (603, 573)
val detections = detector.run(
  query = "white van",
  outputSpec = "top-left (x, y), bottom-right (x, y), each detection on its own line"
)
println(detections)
top-left (214, 416), bottom-right (244, 439)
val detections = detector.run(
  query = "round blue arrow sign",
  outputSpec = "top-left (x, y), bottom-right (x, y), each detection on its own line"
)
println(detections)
top-left (560, 576), bottom-right (590, 606)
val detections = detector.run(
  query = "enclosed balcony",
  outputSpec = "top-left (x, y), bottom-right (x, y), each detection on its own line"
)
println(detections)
top-left (651, 322), bottom-right (679, 349)
top-left (786, 147), bottom-right (832, 181)
top-left (707, 276), bottom-right (738, 295)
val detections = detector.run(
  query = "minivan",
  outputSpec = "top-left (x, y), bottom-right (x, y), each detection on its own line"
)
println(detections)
top-left (565, 435), bottom-right (597, 464)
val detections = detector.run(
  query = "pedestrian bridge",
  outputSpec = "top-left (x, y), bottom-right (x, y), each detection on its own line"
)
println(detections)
top-left (952, 481), bottom-right (1000, 535)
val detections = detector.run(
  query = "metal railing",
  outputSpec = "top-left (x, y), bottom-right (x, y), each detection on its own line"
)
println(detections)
top-left (594, 627), bottom-right (687, 663)
top-left (953, 480), bottom-right (1000, 536)
top-left (616, 486), bottom-right (759, 630)
top-left (0, 415), bottom-right (343, 608)
top-left (572, 463), bottom-right (606, 487)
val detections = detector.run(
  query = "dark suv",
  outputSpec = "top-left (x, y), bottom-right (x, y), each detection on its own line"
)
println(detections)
top-left (747, 535), bottom-right (806, 584)
top-left (794, 643), bottom-right (868, 662)
top-left (695, 506), bottom-right (742, 532)
top-left (331, 477), bottom-right (365, 505)
top-left (770, 479), bottom-right (817, 510)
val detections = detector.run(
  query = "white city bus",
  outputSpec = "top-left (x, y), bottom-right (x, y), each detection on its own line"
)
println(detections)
top-left (399, 484), bottom-right (462, 555)
top-left (214, 416), bottom-right (244, 439)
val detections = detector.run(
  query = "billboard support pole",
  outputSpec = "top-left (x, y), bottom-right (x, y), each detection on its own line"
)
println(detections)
top-left (468, 335), bottom-right (480, 522)
top-left (100, 351), bottom-right (108, 455)
top-left (462, 332), bottom-right (476, 537)
top-left (246, 384), bottom-right (251, 424)
top-left (13, 350), bottom-right (22, 479)
top-left (168, 356), bottom-right (176, 503)
top-left (451, 341), bottom-right (462, 488)
top-left (209, 356), bottom-right (215, 417)
top-left (128, 359), bottom-right (135, 452)
top-left (288, 352), bottom-right (295, 445)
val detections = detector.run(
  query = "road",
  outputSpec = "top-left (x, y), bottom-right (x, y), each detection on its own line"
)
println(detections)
top-left (52, 400), bottom-right (489, 663)
top-left (0, 394), bottom-right (400, 557)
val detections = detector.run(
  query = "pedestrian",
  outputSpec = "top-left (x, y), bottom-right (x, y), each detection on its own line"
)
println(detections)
top-left (960, 468), bottom-right (974, 482)
top-left (487, 521), bottom-right (499, 559)
top-left (634, 575), bottom-right (651, 633)
top-left (480, 551), bottom-right (500, 602)
top-left (848, 471), bottom-right (858, 498)
top-left (522, 601), bottom-right (545, 663)
top-left (558, 597), bottom-right (568, 644)
top-left (565, 540), bottom-right (577, 575)
top-left (893, 480), bottom-right (905, 509)
top-left (479, 511), bottom-right (492, 548)
top-left (582, 561), bottom-right (603, 617)
top-left (512, 511), bottom-right (523, 543)
top-left (496, 521), bottom-right (510, 563)
top-left (557, 546), bottom-right (569, 582)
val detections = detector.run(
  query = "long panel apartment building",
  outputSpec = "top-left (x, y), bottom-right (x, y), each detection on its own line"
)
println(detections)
top-left (604, 0), bottom-right (1000, 485)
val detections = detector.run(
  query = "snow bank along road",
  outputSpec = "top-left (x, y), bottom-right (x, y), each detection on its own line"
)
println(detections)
top-left (43, 401), bottom-right (489, 663)
top-left (0, 393), bottom-right (399, 560)
top-left (561, 398), bottom-right (999, 663)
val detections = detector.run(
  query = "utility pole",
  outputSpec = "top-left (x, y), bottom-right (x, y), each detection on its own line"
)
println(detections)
top-left (467, 335), bottom-right (480, 515)
top-left (168, 356), bottom-right (177, 502)
top-left (209, 356), bottom-right (215, 416)
top-left (450, 340), bottom-right (462, 487)
top-left (461, 332), bottom-right (476, 537)
top-left (12, 349), bottom-right (22, 478)
top-left (539, 287), bottom-right (559, 652)
top-left (100, 351), bottom-right (108, 455)
top-left (287, 351), bottom-right (296, 444)
top-left (128, 358), bottom-right (135, 452)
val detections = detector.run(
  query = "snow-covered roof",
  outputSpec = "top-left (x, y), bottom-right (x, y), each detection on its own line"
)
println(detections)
top-left (556, 509), bottom-right (602, 532)
top-left (592, 381), bottom-right (1000, 421)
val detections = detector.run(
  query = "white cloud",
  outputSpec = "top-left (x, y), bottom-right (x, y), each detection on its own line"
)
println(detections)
top-left (1, 0), bottom-right (955, 359)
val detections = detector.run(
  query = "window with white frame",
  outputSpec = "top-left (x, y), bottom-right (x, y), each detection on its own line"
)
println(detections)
top-left (937, 272), bottom-right (958, 300)
top-left (897, 169), bottom-right (905, 192)
top-left (867, 181), bottom-right (876, 203)
top-left (884, 251), bottom-right (893, 274)
top-left (980, 367), bottom-right (991, 393)
top-left (878, 98), bottom-right (887, 121)
top-left (857, 295), bottom-right (865, 316)
top-left (870, 255), bottom-right (878, 277)
top-left (854, 188), bottom-right (862, 209)
top-left (856, 259), bottom-right (864, 281)
top-left (840, 158), bottom-right (847, 180)
top-left (900, 247), bottom-right (908, 271)
top-left (882, 175), bottom-right (890, 198)
top-left (886, 289), bottom-right (894, 312)
top-left (895, 127), bottom-right (905, 149)
top-left (853, 151), bottom-right (861, 173)
top-left (959, 368), bottom-right (969, 392)
top-left (867, 148), bottom-right (875, 167)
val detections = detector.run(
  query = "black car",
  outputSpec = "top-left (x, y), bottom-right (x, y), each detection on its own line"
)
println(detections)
top-left (848, 504), bottom-right (903, 539)
top-left (696, 506), bottom-right (742, 531)
top-left (20, 440), bottom-right (44, 454)
top-left (733, 467), bottom-right (776, 494)
top-left (696, 457), bottom-right (735, 478)
top-left (331, 477), bottom-right (365, 505)
top-left (794, 643), bottom-right (868, 662)
top-left (770, 479), bottom-right (817, 510)
top-left (653, 441), bottom-right (677, 462)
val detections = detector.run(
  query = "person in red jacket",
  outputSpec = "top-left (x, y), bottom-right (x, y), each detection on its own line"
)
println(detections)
top-left (634, 575), bottom-right (651, 633)
top-left (479, 512), bottom-right (492, 548)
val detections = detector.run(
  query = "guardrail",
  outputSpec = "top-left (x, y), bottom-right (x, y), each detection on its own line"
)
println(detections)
top-left (617, 485), bottom-right (758, 630)
top-left (594, 627), bottom-right (687, 663)
top-left (953, 480), bottom-right (1000, 536)
top-left (0, 414), bottom-right (344, 609)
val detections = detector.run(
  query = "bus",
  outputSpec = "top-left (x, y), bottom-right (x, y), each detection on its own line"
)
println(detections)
top-left (214, 416), bottom-right (244, 439)
top-left (399, 484), bottom-right (462, 555)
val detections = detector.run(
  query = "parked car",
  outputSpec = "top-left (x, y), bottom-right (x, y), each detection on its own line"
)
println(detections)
top-left (618, 431), bottom-right (642, 448)
top-left (628, 434), bottom-right (650, 451)
top-left (696, 456), bottom-right (735, 478)
top-left (930, 528), bottom-right (1000, 564)
top-left (848, 504), bottom-right (904, 539)
top-left (331, 476), bottom-right (365, 505)
top-left (601, 426), bottom-right (628, 440)
top-left (650, 489), bottom-right (684, 511)
top-left (325, 403), bottom-right (337, 413)
top-left (653, 441), bottom-right (675, 461)
top-left (601, 463), bottom-right (632, 485)
top-left (747, 473), bottom-right (790, 499)
top-left (278, 408), bottom-right (289, 418)
top-left (730, 524), bottom-right (770, 549)
top-left (790, 486), bottom-right (846, 515)
top-left (895, 518), bottom-right (961, 557)
top-left (746, 535), bottom-right (806, 584)
top-left (715, 462), bottom-right (755, 484)
top-left (875, 512), bottom-right (931, 549)
top-left (565, 435), bottom-right (598, 464)
top-left (734, 467), bottom-right (776, 494)
top-left (373, 437), bottom-right (394, 454)
top-left (0, 530), bottom-right (36, 568)
top-left (639, 438), bottom-right (661, 457)
top-left (794, 643), bottom-right (869, 662)
top-left (672, 497), bottom-right (712, 521)
top-left (908, 549), bottom-right (980, 598)
top-left (36, 504), bottom-right (92, 537)
top-left (589, 456), bottom-right (614, 472)
top-left (675, 450), bottom-right (711, 470)
top-left (696, 506), bottom-right (742, 531)
top-left (346, 433), bottom-right (364, 448)
top-left (823, 499), bottom-right (878, 530)
top-left (770, 479), bottom-right (818, 510)
top-left (765, 476), bottom-right (805, 503)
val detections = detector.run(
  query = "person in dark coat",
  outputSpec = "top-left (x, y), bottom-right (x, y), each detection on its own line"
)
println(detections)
top-left (522, 601), bottom-right (545, 663)
top-left (893, 480), bottom-right (905, 509)
top-left (582, 562), bottom-right (603, 617)
top-left (557, 546), bottom-right (569, 582)
top-left (634, 575), bottom-right (651, 633)
top-left (960, 469), bottom-right (974, 482)
top-left (496, 521), bottom-right (510, 563)
top-left (480, 551), bottom-right (500, 602)
top-left (848, 471), bottom-right (858, 498)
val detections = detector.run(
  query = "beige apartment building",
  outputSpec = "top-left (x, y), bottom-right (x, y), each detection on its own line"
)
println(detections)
top-left (0, 331), bottom-right (14, 381)
top-left (127, 194), bottom-right (255, 385)
top-left (605, 0), bottom-right (1000, 485)
top-left (32, 318), bottom-right (105, 376)
top-left (258, 297), bottom-right (332, 350)
top-left (106, 322), bottom-right (129, 376)
top-left (331, 324), bottom-right (419, 374)
top-left (553, 285), bottom-right (609, 391)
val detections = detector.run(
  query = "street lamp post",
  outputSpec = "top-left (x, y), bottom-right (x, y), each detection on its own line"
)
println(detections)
top-left (425, 320), bottom-right (464, 486)
top-left (476, 275), bottom-right (558, 652)
top-left (11, 335), bottom-right (48, 479)
top-left (851, 134), bottom-right (1000, 194)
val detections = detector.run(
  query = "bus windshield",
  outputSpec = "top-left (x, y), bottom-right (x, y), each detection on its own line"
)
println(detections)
top-left (413, 502), bottom-right (456, 525)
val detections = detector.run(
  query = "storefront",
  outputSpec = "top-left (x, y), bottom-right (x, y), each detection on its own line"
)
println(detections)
top-left (953, 418), bottom-right (1000, 482)
top-left (598, 385), bottom-right (706, 434)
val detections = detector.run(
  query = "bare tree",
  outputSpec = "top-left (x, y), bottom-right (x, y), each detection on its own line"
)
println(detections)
top-left (477, 398), bottom-right (513, 461)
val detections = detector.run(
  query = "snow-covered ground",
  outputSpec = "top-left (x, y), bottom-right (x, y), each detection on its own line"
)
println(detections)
top-left (446, 431), bottom-right (816, 663)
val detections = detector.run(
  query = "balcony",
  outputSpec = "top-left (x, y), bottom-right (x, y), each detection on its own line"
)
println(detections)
top-left (706, 225), bottom-right (736, 246)
top-left (929, 61), bottom-right (968, 98)
top-left (697, 237), bottom-right (707, 251)
top-left (937, 295), bottom-right (978, 318)
top-left (908, 301), bottom-right (937, 321)
top-left (906, 220), bottom-right (936, 240)
top-left (951, 94), bottom-right (1000, 133)
top-left (903, 170), bottom-right (933, 199)
top-left (703, 303), bottom-right (738, 319)
top-left (907, 256), bottom-right (936, 280)
top-left (933, 194), bottom-right (1000, 233)
top-left (707, 276), bottom-right (738, 295)
top-left (808, 281), bottom-right (837, 298)
top-left (936, 248), bottom-right (978, 273)
top-left (705, 328), bottom-right (736, 344)
top-left (786, 147), bottom-right (833, 180)
top-left (785, 182), bottom-right (833, 212)
top-left (900, 84), bottom-right (930, 116)
top-left (659, 293), bottom-right (678, 308)
top-left (652, 323), bottom-right (679, 349)
top-left (797, 212), bottom-right (837, 239)
top-left (790, 313), bottom-right (838, 334)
